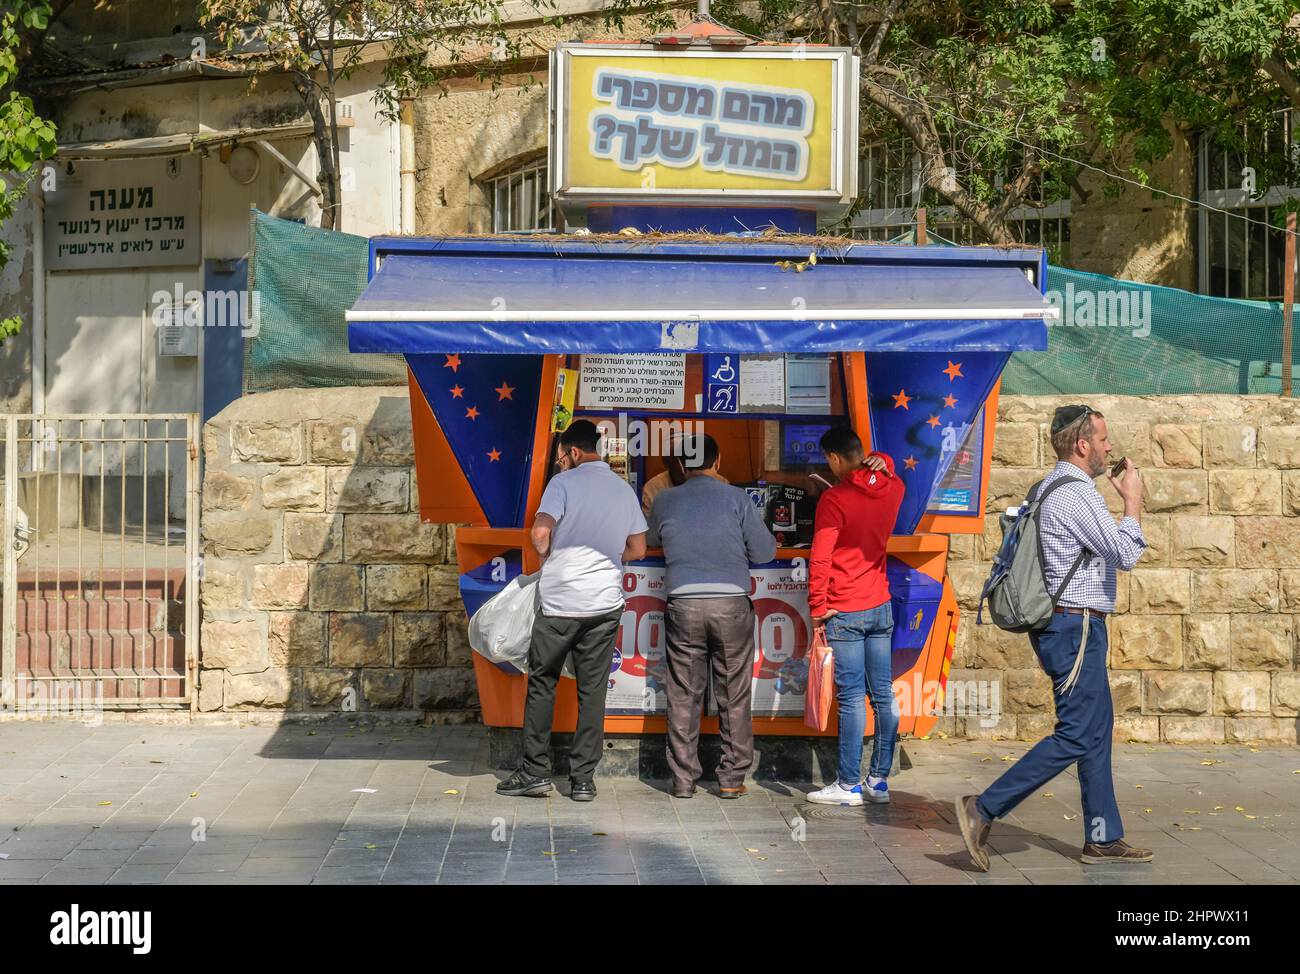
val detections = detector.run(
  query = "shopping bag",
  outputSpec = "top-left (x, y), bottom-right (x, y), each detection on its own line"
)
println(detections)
top-left (467, 572), bottom-right (540, 672)
top-left (803, 624), bottom-right (834, 732)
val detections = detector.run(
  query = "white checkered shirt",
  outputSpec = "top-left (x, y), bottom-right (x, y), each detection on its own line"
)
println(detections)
top-left (1035, 461), bottom-right (1146, 614)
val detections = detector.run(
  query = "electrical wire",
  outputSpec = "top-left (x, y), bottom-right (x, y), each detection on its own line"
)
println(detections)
top-left (875, 83), bottom-right (1300, 238)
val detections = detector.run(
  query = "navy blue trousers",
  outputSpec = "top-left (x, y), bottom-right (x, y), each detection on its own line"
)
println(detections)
top-left (976, 611), bottom-right (1124, 846)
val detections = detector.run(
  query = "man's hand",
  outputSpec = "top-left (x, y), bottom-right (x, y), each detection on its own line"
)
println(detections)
top-left (862, 455), bottom-right (887, 473)
top-left (813, 609), bottom-right (839, 624)
top-left (1108, 461), bottom-right (1143, 515)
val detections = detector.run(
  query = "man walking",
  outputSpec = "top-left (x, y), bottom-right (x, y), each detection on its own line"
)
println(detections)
top-left (648, 434), bottom-right (776, 799)
top-left (804, 427), bottom-right (905, 806)
top-left (497, 420), bottom-right (647, 802)
top-left (956, 405), bottom-right (1151, 868)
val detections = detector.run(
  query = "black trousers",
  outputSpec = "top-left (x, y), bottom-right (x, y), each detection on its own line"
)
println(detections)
top-left (521, 606), bottom-right (622, 782)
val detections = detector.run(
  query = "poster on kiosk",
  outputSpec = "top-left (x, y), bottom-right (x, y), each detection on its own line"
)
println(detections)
top-left (345, 24), bottom-right (1054, 742)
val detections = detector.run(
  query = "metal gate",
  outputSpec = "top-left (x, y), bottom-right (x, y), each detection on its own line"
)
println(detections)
top-left (1, 415), bottom-right (199, 714)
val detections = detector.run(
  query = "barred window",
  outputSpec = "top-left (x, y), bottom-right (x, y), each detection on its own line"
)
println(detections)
top-left (1198, 109), bottom-right (1299, 301)
top-left (488, 160), bottom-right (559, 233)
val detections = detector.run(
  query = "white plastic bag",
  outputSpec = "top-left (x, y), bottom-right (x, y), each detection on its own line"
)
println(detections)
top-left (468, 572), bottom-right (540, 672)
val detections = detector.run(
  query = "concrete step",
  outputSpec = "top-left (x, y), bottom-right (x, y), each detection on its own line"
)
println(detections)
top-left (12, 596), bottom-right (181, 633)
top-left (16, 669), bottom-right (186, 702)
top-left (16, 630), bottom-right (185, 674)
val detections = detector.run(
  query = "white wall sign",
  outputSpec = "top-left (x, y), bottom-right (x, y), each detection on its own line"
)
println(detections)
top-left (45, 156), bottom-right (200, 271)
top-left (579, 353), bottom-right (686, 409)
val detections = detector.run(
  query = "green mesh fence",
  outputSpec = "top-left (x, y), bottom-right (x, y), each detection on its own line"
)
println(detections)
top-left (892, 230), bottom-right (1299, 396)
top-left (243, 210), bottom-right (1298, 395)
top-left (1009, 265), bottom-right (1298, 396)
top-left (245, 209), bottom-right (406, 391)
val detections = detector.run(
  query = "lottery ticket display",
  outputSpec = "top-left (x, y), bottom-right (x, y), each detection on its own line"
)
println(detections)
top-left (603, 560), bottom-right (812, 716)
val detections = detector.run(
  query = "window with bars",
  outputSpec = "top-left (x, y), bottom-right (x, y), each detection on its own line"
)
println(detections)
top-left (488, 160), bottom-right (561, 233)
top-left (851, 138), bottom-right (1070, 261)
top-left (1198, 109), bottom-right (1299, 301)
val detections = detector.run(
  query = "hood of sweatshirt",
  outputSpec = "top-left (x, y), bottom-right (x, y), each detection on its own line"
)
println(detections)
top-left (844, 459), bottom-right (897, 498)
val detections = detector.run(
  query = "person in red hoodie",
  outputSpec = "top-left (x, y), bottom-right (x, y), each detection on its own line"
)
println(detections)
top-left (806, 426), bottom-right (905, 807)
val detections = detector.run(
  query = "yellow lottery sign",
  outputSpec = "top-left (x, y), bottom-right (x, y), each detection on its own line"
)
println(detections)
top-left (551, 45), bottom-right (857, 208)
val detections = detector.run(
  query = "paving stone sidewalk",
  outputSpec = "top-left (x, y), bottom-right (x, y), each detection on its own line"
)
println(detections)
top-left (0, 722), bottom-right (1295, 885)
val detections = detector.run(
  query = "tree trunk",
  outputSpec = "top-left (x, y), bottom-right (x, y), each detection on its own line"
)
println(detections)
top-left (293, 73), bottom-right (338, 230)
top-left (862, 74), bottom-right (1019, 244)
top-left (1263, 57), bottom-right (1300, 111)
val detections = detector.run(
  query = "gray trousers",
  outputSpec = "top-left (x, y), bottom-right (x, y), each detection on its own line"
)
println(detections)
top-left (664, 595), bottom-right (755, 790)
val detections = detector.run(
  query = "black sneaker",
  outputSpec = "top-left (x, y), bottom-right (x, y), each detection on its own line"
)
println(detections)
top-left (570, 779), bottom-right (597, 802)
top-left (496, 769), bottom-right (553, 797)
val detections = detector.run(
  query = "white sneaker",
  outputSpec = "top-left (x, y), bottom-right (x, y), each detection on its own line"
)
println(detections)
top-left (864, 775), bottom-right (890, 804)
top-left (805, 781), bottom-right (864, 806)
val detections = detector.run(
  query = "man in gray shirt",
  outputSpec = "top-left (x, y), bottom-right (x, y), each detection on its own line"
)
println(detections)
top-left (647, 434), bottom-right (777, 799)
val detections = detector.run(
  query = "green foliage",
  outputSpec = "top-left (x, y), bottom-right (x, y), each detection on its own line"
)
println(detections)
top-left (0, 0), bottom-right (58, 345)
top-left (686, 1), bottom-right (1300, 241)
top-left (200, 0), bottom-right (562, 227)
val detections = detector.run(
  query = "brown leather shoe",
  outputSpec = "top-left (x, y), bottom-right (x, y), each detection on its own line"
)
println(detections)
top-left (1080, 839), bottom-right (1153, 864)
top-left (718, 784), bottom-right (747, 799)
top-left (955, 795), bottom-right (991, 872)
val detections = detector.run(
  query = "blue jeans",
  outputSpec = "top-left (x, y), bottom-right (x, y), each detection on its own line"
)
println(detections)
top-left (825, 603), bottom-right (897, 784)
top-left (976, 611), bottom-right (1123, 845)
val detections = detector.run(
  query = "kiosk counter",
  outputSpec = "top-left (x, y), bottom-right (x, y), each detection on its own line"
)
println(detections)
top-left (346, 234), bottom-right (1052, 739)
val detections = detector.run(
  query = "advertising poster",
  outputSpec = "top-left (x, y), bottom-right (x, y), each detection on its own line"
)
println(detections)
top-left (746, 564), bottom-right (813, 715)
top-left (927, 404), bottom-right (985, 515)
top-left (605, 562), bottom-right (670, 715)
top-left (603, 561), bottom-right (813, 717)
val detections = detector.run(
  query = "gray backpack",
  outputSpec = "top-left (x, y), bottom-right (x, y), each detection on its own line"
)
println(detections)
top-left (976, 478), bottom-right (1091, 633)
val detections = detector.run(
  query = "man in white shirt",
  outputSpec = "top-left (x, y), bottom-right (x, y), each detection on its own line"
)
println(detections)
top-left (497, 420), bottom-right (647, 802)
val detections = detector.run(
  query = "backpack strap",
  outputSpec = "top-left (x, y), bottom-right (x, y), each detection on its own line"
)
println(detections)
top-left (1035, 475), bottom-right (1095, 609)
top-left (1050, 548), bottom-right (1091, 606)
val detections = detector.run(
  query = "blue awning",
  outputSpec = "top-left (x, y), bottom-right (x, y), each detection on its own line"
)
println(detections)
top-left (346, 238), bottom-right (1053, 355)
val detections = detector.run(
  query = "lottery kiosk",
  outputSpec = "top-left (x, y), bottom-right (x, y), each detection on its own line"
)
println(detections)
top-left (346, 28), bottom-right (1053, 746)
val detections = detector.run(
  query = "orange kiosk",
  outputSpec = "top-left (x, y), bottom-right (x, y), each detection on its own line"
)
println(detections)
top-left (345, 31), bottom-right (1052, 752)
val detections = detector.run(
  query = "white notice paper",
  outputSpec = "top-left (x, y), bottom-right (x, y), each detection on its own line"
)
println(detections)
top-left (579, 354), bottom-right (686, 410)
top-left (739, 354), bottom-right (786, 411)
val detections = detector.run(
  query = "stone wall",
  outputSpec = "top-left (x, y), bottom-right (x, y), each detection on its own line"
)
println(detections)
top-left (1066, 124), bottom-right (1196, 290)
top-left (199, 388), bottom-right (1300, 743)
top-left (198, 387), bottom-right (476, 721)
top-left (946, 394), bottom-right (1300, 745)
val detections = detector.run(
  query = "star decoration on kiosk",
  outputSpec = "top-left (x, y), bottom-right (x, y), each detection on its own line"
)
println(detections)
top-left (943, 360), bottom-right (964, 381)
top-left (926, 414), bottom-right (941, 429)
top-left (444, 354), bottom-right (461, 372)
top-left (495, 381), bottom-right (515, 401)
top-left (465, 406), bottom-right (479, 420)
top-left (487, 448), bottom-right (501, 462)
top-left (943, 393), bottom-right (958, 409)
top-left (904, 455), bottom-right (918, 470)
top-left (892, 389), bottom-right (911, 410)
top-left (450, 385), bottom-right (464, 399)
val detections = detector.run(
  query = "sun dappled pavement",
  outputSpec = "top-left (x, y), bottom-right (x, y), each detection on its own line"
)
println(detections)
top-left (0, 722), bottom-right (1295, 885)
